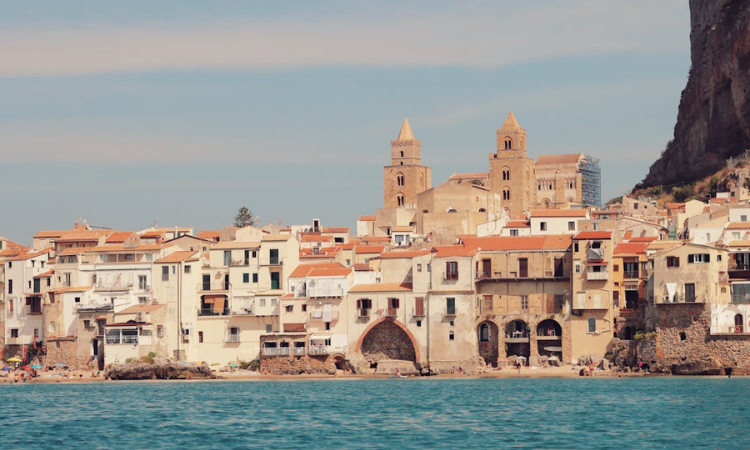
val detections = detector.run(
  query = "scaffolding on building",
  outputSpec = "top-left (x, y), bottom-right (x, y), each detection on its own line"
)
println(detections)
top-left (579, 155), bottom-right (601, 207)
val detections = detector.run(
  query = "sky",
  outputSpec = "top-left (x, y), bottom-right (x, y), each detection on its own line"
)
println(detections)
top-left (0, 0), bottom-right (691, 246)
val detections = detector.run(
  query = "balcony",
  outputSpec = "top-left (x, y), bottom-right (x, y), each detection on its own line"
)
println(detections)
top-left (307, 288), bottom-right (345, 298)
top-left (232, 308), bottom-right (255, 316)
top-left (197, 281), bottom-right (230, 292)
top-left (358, 308), bottom-right (371, 318)
top-left (505, 331), bottom-right (529, 343)
top-left (225, 334), bottom-right (241, 343)
top-left (24, 306), bottom-right (43, 315)
top-left (623, 271), bottom-right (639, 280)
top-left (618, 308), bottom-right (643, 320)
top-left (198, 307), bottom-right (230, 317)
top-left (587, 271), bottom-right (609, 281)
top-left (444, 308), bottom-right (456, 317)
top-left (309, 345), bottom-right (332, 355)
top-left (293, 347), bottom-right (306, 356)
top-left (230, 259), bottom-right (250, 267)
top-left (262, 347), bottom-right (290, 356)
top-left (308, 310), bottom-right (340, 321)
top-left (95, 281), bottom-right (133, 292)
top-left (260, 257), bottom-right (283, 266)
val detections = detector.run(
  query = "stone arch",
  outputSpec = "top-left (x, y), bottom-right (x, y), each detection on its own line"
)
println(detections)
top-left (502, 186), bottom-right (511, 201)
top-left (505, 319), bottom-right (530, 363)
top-left (536, 319), bottom-right (562, 359)
top-left (501, 166), bottom-right (511, 181)
top-left (542, 199), bottom-right (551, 209)
top-left (503, 137), bottom-right (512, 150)
top-left (477, 321), bottom-right (499, 367)
top-left (735, 313), bottom-right (744, 333)
top-left (396, 192), bottom-right (405, 206)
top-left (355, 317), bottom-right (420, 364)
top-left (620, 325), bottom-right (634, 340)
top-left (396, 172), bottom-right (405, 187)
top-left (566, 197), bottom-right (575, 203)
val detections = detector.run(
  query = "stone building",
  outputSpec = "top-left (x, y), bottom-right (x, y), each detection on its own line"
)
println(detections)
top-left (488, 112), bottom-right (536, 218)
top-left (383, 118), bottom-right (431, 209)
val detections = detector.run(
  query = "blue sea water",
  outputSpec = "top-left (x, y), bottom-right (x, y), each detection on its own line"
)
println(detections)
top-left (1, 377), bottom-right (748, 449)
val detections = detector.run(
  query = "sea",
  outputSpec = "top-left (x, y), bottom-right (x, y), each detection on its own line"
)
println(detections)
top-left (1, 377), bottom-right (748, 449)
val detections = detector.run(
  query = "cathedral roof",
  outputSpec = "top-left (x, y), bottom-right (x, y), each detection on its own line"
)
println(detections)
top-left (500, 111), bottom-right (521, 130)
top-left (397, 118), bottom-right (415, 140)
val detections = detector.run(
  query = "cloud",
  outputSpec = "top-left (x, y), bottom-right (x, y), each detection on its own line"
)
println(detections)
top-left (0, 0), bottom-right (688, 77)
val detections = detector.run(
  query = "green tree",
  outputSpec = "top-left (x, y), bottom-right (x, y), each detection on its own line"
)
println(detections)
top-left (234, 206), bottom-right (258, 228)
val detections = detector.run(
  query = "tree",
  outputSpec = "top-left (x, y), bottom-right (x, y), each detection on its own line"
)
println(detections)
top-left (234, 206), bottom-right (258, 228)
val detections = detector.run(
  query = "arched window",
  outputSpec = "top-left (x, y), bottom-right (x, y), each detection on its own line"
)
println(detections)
top-left (479, 323), bottom-right (490, 342)
top-left (396, 173), bottom-right (405, 186)
top-left (502, 187), bottom-right (511, 201)
top-left (504, 137), bottom-right (512, 150)
top-left (543, 199), bottom-right (551, 209)
top-left (502, 168), bottom-right (510, 181)
top-left (397, 193), bottom-right (405, 206)
top-left (49, 321), bottom-right (56, 334)
top-left (735, 314), bottom-right (744, 333)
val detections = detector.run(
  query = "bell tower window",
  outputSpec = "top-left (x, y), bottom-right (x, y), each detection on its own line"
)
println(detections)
top-left (400, 151), bottom-right (404, 157)
top-left (502, 168), bottom-right (510, 181)
top-left (397, 193), bottom-right (405, 206)
top-left (504, 137), bottom-right (512, 150)
top-left (502, 188), bottom-right (511, 201)
top-left (397, 174), bottom-right (405, 186)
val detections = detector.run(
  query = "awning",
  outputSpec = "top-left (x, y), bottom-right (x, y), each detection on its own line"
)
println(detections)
top-left (665, 283), bottom-right (676, 302)
top-left (213, 297), bottom-right (225, 314)
top-left (309, 334), bottom-right (331, 341)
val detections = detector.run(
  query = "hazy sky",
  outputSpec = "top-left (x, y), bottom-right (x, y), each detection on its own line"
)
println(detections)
top-left (1, 0), bottom-right (691, 245)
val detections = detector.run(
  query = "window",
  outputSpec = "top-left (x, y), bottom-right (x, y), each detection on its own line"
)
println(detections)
top-left (397, 174), bottom-right (405, 186)
top-left (521, 295), bottom-right (529, 312)
top-left (574, 242), bottom-right (579, 253)
top-left (271, 298), bottom-right (277, 306)
top-left (504, 137), bottom-right (512, 149)
top-left (11, 329), bottom-right (19, 338)
top-left (8, 279), bottom-right (12, 294)
top-left (518, 258), bottom-right (528, 278)
top-left (198, 331), bottom-right (204, 343)
top-left (540, 222), bottom-right (547, 231)
top-left (575, 263), bottom-right (581, 273)
top-left (502, 169), bottom-right (510, 181)
top-left (479, 324), bottom-right (490, 342)
top-left (446, 297), bottom-right (456, 315)
top-left (613, 264), bottom-right (620, 272)
top-left (568, 221), bottom-right (575, 231)
top-left (259, 299), bottom-right (266, 307)
top-left (510, 229), bottom-right (519, 237)
top-left (266, 324), bottom-right (272, 333)
top-left (302, 304), bottom-right (307, 312)
top-left (502, 188), bottom-right (511, 201)
top-left (243, 273), bottom-right (250, 283)
top-left (742, 215), bottom-right (748, 222)
top-left (688, 253), bottom-right (710, 264)
top-left (252, 273), bottom-right (258, 283)
top-left (449, 331), bottom-right (455, 341)
top-left (138, 275), bottom-right (147, 290)
top-left (445, 261), bottom-right (459, 280)
top-left (417, 264), bottom-right (422, 272)
top-left (157, 326), bottom-right (164, 338)
top-left (83, 320), bottom-right (91, 330)
top-left (416, 320), bottom-right (422, 327)
top-left (184, 265), bottom-right (191, 274)
top-left (397, 193), bottom-right (405, 206)
top-left (138, 296), bottom-right (147, 304)
top-left (356, 298), bottom-right (372, 315)
top-left (684, 283), bottom-right (696, 302)
top-left (74, 297), bottom-right (81, 304)
top-left (285, 305), bottom-right (293, 312)
top-left (162, 266), bottom-right (169, 281)
top-left (587, 317), bottom-right (597, 333)
top-left (415, 297), bottom-right (425, 316)
top-left (613, 291), bottom-right (620, 308)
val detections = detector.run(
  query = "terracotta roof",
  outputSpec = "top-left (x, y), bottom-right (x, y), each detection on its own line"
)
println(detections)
top-left (85, 244), bottom-right (164, 253)
top-left (629, 237), bottom-right (658, 242)
top-left (154, 251), bottom-right (200, 264)
top-left (360, 236), bottom-right (391, 244)
top-left (262, 234), bottom-right (293, 242)
top-left (140, 230), bottom-right (166, 238)
top-left (380, 250), bottom-right (431, 259)
top-left (710, 197), bottom-right (736, 203)
top-left (614, 242), bottom-right (649, 255)
top-left (33, 230), bottom-right (70, 238)
top-left (348, 283), bottom-right (412, 293)
top-left (118, 304), bottom-right (165, 314)
top-left (432, 246), bottom-right (478, 258)
top-left (726, 222), bottom-right (750, 230)
top-left (666, 203), bottom-right (685, 210)
top-left (289, 263), bottom-right (351, 278)
top-left (49, 285), bottom-right (92, 294)
top-left (321, 227), bottom-right (349, 234)
top-left (531, 209), bottom-right (589, 218)
top-left (213, 241), bottom-right (260, 249)
top-left (358, 215), bottom-right (376, 222)
top-left (196, 231), bottom-right (221, 240)
top-left (462, 235), bottom-right (572, 251)
top-left (505, 220), bottom-right (530, 228)
top-left (33, 270), bottom-right (54, 278)
top-left (647, 241), bottom-right (683, 251)
top-left (301, 235), bottom-right (334, 243)
top-left (56, 230), bottom-right (112, 243)
top-left (353, 264), bottom-right (372, 271)
top-left (337, 243), bottom-right (357, 250)
top-left (7, 248), bottom-right (52, 261)
top-left (448, 172), bottom-right (489, 181)
top-left (727, 240), bottom-right (750, 247)
top-left (536, 153), bottom-right (584, 166)
top-left (573, 231), bottom-right (613, 240)
top-left (391, 226), bottom-right (414, 233)
top-left (355, 245), bottom-right (385, 254)
top-left (105, 231), bottom-right (134, 243)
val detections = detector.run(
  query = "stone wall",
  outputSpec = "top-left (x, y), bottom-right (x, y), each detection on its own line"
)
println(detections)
top-left (650, 304), bottom-right (750, 374)
top-left (360, 320), bottom-right (416, 363)
top-left (46, 338), bottom-right (94, 369)
top-left (260, 355), bottom-right (335, 375)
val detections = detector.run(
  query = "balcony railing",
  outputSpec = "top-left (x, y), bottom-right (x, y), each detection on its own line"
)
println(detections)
top-left (587, 271), bottom-right (608, 281)
top-left (618, 308), bottom-right (643, 319)
top-left (95, 282), bottom-right (133, 292)
top-left (24, 306), bottom-right (43, 315)
top-left (308, 311), bottom-right (340, 321)
top-left (262, 347), bottom-right (290, 356)
top-left (231, 308), bottom-right (255, 316)
top-left (197, 281), bottom-right (230, 291)
top-left (198, 307), bottom-right (230, 317)
top-left (225, 334), bottom-right (240, 343)
top-left (293, 347), bottom-right (306, 356)
top-left (309, 345), bottom-right (331, 355)
top-left (358, 308), bottom-right (371, 318)
top-left (623, 271), bottom-right (639, 280)
top-left (106, 335), bottom-right (138, 345)
top-left (444, 307), bottom-right (456, 317)
top-left (230, 259), bottom-right (250, 267)
top-left (260, 257), bottom-right (283, 266)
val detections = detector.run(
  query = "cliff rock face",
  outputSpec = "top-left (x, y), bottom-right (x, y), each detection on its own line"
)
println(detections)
top-left (641, 0), bottom-right (750, 187)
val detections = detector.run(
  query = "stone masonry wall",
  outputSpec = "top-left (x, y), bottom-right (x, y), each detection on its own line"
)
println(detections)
top-left (260, 355), bottom-right (335, 375)
top-left (46, 338), bottom-right (94, 369)
top-left (651, 303), bottom-right (750, 374)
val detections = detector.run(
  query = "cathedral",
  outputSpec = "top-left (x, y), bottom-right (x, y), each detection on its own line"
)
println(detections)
top-left (374, 112), bottom-right (601, 239)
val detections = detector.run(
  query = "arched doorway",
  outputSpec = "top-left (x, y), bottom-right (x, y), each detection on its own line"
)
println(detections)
top-left (505, 320), bottom-right (530, 363)
top-left (536, 319), bottom-right (562, 360)
top-left (477, 321), bottom-right (499, 367)
top-left (620, 326), bottom-right (634, 340)
top-left (359, 320), bottom-right (417, 370)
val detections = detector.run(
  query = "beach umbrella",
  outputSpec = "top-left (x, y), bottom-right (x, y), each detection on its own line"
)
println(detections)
top-left (1, 367), bottom-right (11, 371)
top-left (55, 363), bottom-right (66, 367)
top-left (210, 363), bottom-right (220, 366)
top-left (31, 365), bottom-right (43, 369)
top-left (229, 362), bottom-right (238, 367)
top-left (21, 365), bottom-right (31, 371)
top-left (6, 357), bottom-right (22, 363)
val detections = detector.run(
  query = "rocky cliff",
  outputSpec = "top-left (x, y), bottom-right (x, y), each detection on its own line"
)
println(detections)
top-left (640, 0), bottom-right (750, 188)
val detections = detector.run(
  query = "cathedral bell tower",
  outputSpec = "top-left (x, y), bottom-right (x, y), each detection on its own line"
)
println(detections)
top-left (489, 111), bottom-right (536, 218)
top-left (384, 118), bottom-right (432, 209)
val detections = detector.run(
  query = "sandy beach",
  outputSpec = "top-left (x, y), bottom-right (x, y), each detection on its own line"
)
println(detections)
top-left (0, 364), bottom-right (649, 384)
